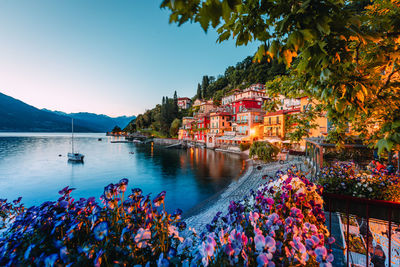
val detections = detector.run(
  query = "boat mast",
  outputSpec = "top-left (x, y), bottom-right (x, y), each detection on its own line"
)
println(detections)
top-left (71, 118), bottom-right (74, 154)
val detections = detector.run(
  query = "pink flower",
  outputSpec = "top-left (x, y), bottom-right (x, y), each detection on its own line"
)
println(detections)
top-left (134, 228), bottom-right (151, 248)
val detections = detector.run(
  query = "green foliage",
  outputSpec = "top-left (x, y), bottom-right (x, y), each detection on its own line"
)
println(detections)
top-left (197, 56), bottom-right (285, 101)
top-left (249, 141), bottom-right (279, 162)
top-left (125, 92), bottom-right (180, 137)
top-left (170, 118), bottom-right (181, 137)
top-left (161, 0), bottom-right (400, 154)
top-left (196, 83), bottom-right (202, 99)
top-left (239, 142), bottom-right (251, 151)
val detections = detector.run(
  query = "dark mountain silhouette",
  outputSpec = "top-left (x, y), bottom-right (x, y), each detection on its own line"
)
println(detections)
top-left (44, 110), bottom-right (136, 132)
top-left (0, 92), bottom-right (134, 132)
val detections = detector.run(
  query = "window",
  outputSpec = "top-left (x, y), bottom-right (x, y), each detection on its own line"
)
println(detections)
top-left (269, 117), bottom-right (271, 124)
top-left (277, 117), bottom-right (280, 124)
top-left (222, 122), bottom-right (225, 127)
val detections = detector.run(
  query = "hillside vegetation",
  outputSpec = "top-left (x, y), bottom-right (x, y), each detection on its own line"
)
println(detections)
top-left (125, 56), bottom-right (285, 137)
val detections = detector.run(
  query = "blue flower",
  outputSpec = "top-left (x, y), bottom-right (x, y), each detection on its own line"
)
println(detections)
top-left (93, 221), bottom-right (109, 241)
top-left (44, 253), bottom-right (59, 267)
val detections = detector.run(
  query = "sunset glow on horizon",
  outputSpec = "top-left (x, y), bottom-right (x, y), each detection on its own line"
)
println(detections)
top-left (0, 0), bottom-right (258, 117)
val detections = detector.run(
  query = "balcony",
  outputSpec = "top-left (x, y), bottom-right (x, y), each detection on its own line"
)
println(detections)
top-left (236, 120), bottom-right (248, 124)
top-left (264, 121), bottom-right (280, 126)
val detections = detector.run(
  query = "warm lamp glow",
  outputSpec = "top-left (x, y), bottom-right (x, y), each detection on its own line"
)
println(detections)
top-left (250, 128), bottom-right (256, 136)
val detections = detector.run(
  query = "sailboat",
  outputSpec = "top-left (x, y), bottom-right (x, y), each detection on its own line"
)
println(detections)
top-left (68, 118), bottom-right (84, 162)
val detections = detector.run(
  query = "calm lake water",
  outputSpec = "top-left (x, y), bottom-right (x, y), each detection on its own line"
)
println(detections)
top-left (0, 133), bottom-right (246, 212)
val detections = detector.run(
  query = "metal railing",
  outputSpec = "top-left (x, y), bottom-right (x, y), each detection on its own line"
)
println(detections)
top-left (323, 193), bottom-right (400, 267)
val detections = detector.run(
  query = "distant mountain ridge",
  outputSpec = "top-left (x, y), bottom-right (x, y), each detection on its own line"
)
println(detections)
top-left (43, 110), bottom-right (136, 132)
top-left (0, 92), bottom-right (135, 132)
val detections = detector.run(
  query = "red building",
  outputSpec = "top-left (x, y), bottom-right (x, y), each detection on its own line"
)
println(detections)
top-left (177, 97), bottom-right (192, 110)
top-left (194, 115), bottom-right (210, 142)
top-left (231, 98), bottom-right (263, 120)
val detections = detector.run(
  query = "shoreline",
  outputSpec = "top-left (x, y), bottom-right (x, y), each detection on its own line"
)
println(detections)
top-left (183, 158), bottom-right (306, 233)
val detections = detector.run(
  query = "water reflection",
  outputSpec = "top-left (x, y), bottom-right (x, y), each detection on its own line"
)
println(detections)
top-left (0, 133), bottom-right (245, 212)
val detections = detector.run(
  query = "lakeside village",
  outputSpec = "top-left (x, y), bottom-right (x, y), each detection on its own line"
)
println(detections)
top-left (176, 83), bottom-right (326, 153)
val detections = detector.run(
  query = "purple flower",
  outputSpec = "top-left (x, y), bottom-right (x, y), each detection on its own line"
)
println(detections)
top-left (117, 178), bottom-right (129, 193)
top-left (153, 191), bottom-right (166, 207)
top-left (315, 246), bottom-right (328, 262)
top-left (59, 200), bottom-right (68, 209)
top-left (131, 188), bottom-right (142, 196)
top-left (103, 184), bottom-right (115, 200)
top-left (94, 249), bottom-right (103, 267)
top-left (257, 253), bottom-right (272, 266)
top-left (176, 221), bottom-right (187, 231)
top-left (93, 221), bottom-right (109, 241)
top-left (172, 208), bottom-right (182, 218)
top-left (254, 234), bottom-right (266, 252)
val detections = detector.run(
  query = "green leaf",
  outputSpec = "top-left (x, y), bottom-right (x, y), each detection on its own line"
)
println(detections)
top-left (300, 29), bottom-right (316, 41)
top-left (316, 18), bottom-right (330, 35)
top-left (218, 30), bottom-right (231, 42)
top-left (334, 99), bottom-right (345, 113)
top-left (269, 40), bottom-right (279, 58)
top-left (254, 44), bottom-right (265, 62)
top-left (287, 31), bottom-right (303, 51)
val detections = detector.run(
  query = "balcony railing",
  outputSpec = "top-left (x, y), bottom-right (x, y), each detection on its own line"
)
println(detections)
top-left (323, 193), bottom-right (400, 267)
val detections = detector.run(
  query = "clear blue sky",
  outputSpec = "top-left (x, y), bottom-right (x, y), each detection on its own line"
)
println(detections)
top-left (0, 1), bottom-right (258, 117)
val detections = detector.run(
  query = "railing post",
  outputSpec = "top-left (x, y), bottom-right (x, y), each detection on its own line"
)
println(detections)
top-left (346, 200), bottom-right (350, 267)
top-left (389, 207), bottom-right (392, 267)
top-left (366, 204), bottom-right (369, 267)
top-left (329, 197), bottom-right (332, 251)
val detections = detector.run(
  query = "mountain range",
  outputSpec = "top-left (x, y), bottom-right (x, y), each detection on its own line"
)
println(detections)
top-left (0, 92), bottom-right (135, 132)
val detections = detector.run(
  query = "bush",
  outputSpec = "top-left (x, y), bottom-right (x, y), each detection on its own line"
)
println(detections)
top-left (249, 141), bottom-right (279, 162)
top-left (239, 142), bottom-right (251, 151)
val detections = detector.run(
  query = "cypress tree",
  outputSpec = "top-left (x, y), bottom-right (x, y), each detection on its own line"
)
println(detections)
top-left (197, 83), bottom-right (202, 99)
top-left (173, 91), bottom-right (178, 117)
top-left (201, 76), bottom-right (209, 99)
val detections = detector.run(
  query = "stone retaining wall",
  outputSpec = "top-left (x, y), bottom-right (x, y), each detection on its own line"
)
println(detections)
top-left (152, 138), bottom-right (180, 146)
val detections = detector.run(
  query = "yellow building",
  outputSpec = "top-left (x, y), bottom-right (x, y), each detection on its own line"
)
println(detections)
top-left (300, 97), bottom-right (329, 137)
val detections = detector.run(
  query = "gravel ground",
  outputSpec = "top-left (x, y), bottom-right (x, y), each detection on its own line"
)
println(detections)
top-left (183, 158), bottom-right (307, 233)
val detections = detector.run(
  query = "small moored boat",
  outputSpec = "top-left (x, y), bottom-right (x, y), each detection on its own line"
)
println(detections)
top-left (68, 118), bottom-right (84, 162)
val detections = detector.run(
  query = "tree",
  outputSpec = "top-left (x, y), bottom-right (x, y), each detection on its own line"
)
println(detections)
top-left (161, 0), bottom-right (400, 154)
top-left (112, 125), bottom-right (122, 133)
top-left (196, 83), bottom-right (202, 99)
top-left (249, 141), bottom-right (279, 162)
top-left (201, 75), bottom-right (209, 99)
top-left (170, 118), bottom-right (181, 137)
top-left (173, 91), bottom-right (179, 118)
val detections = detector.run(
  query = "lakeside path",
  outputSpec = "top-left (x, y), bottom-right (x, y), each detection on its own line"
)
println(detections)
top-left (183, 158), bottom-right (307, 233)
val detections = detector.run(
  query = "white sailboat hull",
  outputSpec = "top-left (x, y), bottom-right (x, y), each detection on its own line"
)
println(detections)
top-left (68, 152), bottom-right (84, 161)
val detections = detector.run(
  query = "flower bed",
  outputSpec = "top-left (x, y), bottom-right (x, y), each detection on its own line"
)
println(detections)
top-left (0, 168), bottom-right (334, 266)
top-left (318, 162), bottom-right (400, 202)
